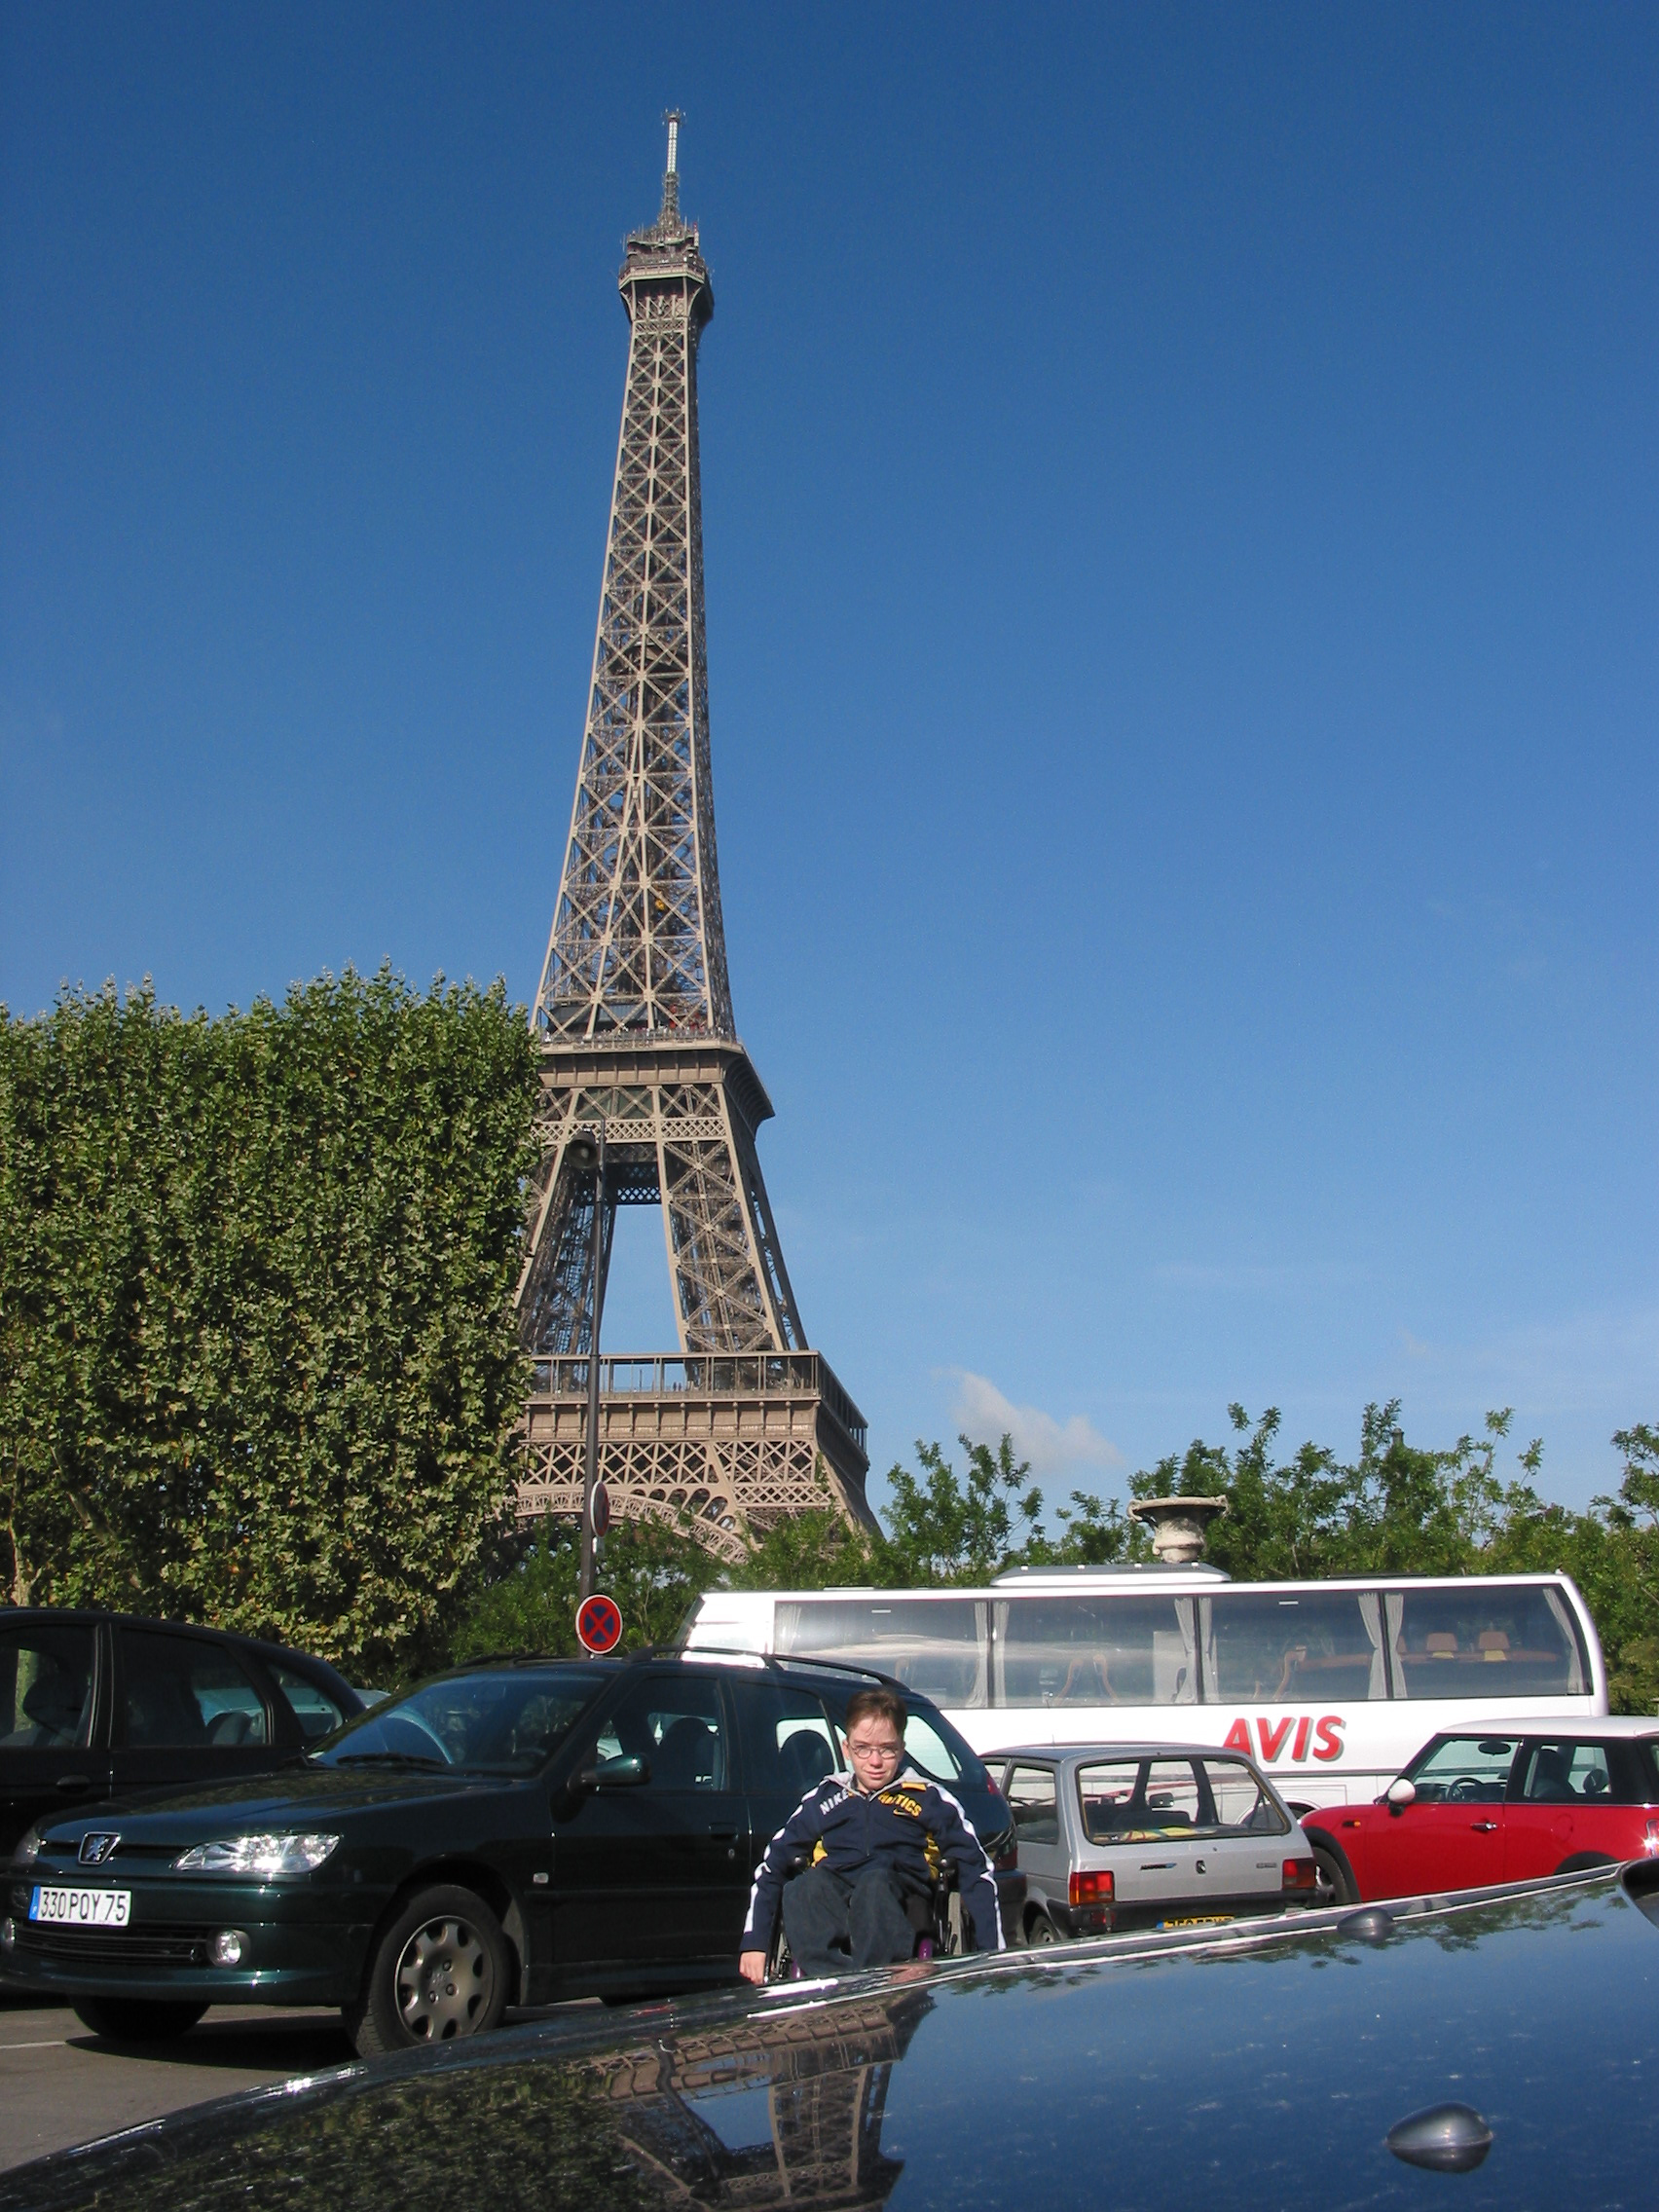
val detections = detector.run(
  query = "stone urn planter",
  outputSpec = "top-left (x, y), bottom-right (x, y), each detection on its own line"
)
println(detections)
top-left (1126, 1495), bottom-right (1229, 1565)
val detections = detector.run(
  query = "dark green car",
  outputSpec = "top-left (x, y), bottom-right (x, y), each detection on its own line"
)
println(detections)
top-left (0, 1651), bottom-right (1016, 2056)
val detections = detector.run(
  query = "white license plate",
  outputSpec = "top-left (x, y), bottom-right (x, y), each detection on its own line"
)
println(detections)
top-left (28, 1886), bottom-right (131, 1928)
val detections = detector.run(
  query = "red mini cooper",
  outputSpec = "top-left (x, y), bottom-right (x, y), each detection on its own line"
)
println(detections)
top-left (1303, 1716), bottom-right (1659, 1903)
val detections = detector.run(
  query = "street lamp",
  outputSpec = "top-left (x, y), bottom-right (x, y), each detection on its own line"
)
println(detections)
top-left (565, 1128), bottom-right (607, 1604)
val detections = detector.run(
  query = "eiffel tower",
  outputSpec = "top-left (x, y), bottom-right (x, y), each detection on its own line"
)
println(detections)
top-left (514, 119), bottom-right (872, 1562)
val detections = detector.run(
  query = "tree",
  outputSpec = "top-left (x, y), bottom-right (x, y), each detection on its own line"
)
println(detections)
top-left (1125, 1401), bottom-right (1530, 1582)
top-left (449, 1515), bottom-right (723, 1667)
top-left (0, 968), bottom-right (539, 1678)
top-left (711, 1411), bottom-right (1659, 1715)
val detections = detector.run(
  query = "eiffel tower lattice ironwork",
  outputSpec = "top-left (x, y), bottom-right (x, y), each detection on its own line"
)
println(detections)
top-left (514, 118), bottom-right (872, 1562)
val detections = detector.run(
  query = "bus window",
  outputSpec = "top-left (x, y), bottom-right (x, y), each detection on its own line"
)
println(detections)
top-left (1200, 1592), bottom-right (1386, 1704)
top-left (994, 1598), bottom-right (1198, 1708)
top-left (1386, 1585), bottom-right (1587, 1698)
top-left (774, 1599), bottom-right (987, 1709)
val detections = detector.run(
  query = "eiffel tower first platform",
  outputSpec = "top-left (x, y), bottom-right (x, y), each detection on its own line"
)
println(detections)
top-left (513, 120), bottom-right (873, 1563)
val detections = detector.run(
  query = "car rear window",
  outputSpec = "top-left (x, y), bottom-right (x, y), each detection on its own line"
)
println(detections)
top-left (1519, 1739), bottom-right (1657, 1806)
top-left (1079, 1757), bottom-right (1197, 1842)
top-left (1077, 1755), bottom-right (1289, 1841)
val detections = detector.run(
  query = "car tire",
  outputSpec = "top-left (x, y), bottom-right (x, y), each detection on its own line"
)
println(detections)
top-left (72, 1998), bottom-right (206, 2043)
top-left (1555, 1852), bottom-right (1618, 1875)
top-left (1309, 1841), bottom-right (1356, 1907)
top-left (1026, 1910), bottom-right (1059, 1946)
top-left (347, 1884), bottom-right (511, 2058)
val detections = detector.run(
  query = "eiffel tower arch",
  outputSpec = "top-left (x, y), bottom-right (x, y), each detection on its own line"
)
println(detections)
top-left (515, 120), bottom-right (872, 1563)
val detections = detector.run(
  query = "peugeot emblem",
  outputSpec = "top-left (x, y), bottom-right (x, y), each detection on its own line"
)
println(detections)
top-left (78, 1833), bottom-right (119, 1866)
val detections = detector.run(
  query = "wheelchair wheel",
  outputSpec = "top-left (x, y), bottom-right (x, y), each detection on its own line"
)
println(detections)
top-left (765, 1926), bottom-right (802, 1982)
top-left (944, 1890), bottom-right (965, 1956)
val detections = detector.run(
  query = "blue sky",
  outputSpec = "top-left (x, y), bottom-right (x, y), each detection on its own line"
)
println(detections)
top-left (3, 5), bottom-right (1654, 1514)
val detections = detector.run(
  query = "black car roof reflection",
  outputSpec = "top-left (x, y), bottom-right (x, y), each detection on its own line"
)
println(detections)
top-left (9, 1864), bottom-right (1658, 2212)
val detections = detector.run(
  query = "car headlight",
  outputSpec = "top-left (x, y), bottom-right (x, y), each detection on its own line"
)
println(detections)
top-left (173, 1833), bottom-right (341, 1876)
top-left (13, 1829), bottom-right (42, 1865)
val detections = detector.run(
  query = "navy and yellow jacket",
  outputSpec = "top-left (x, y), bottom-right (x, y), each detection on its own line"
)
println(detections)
top-left (742, 1766), bottom-right (1005, 1954)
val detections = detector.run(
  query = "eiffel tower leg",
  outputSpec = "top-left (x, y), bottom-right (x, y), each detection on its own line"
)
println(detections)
top-left (657, 1097), bottom-right (796, 1356)
top-left (734, 1123), bottom-right (805, 1351)
top-left (516, 1129), bottom-right (615, 1358)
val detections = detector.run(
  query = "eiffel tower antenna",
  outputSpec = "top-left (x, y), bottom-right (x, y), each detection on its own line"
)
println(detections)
top-left (515, 120), bottom-right (872, 1559)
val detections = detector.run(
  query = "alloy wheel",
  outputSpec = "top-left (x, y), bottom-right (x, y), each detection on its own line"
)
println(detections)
top-left (394, 1913), bottom-right (494, 2041)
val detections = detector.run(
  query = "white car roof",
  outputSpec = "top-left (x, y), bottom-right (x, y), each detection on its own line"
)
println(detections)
top-left (1430, 1715), bottom-right (1659, 1740)
top-left (992, 1743), bottom-right (1270, 1763)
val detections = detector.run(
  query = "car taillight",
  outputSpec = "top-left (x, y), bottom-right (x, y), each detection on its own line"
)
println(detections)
top-left (984, 1773), bottom-right (1001, 1795)
top-left (1069, 1869), bottom-right (1115, 1907)
top-left (1282, 1857), bottom-right (1317, 1892)
top-left (1644, 1820), bottom-right (1658, 1859)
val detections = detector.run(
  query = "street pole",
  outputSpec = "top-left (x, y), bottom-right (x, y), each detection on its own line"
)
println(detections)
top-left (576, 1130), bottom-right (607, 1606)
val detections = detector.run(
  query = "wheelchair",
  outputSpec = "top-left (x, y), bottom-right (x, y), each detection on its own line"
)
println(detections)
top-left (765, 1848), bottom-right (964, 1980)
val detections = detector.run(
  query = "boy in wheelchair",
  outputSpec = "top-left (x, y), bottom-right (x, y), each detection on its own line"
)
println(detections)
top-left (738, 1686), bottom-right (1004, 1982)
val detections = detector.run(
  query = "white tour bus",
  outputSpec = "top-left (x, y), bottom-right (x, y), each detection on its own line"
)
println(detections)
top-left (682, 1566), bottom-right (1607, 1812)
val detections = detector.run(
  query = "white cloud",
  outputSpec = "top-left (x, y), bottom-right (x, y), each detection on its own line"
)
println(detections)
top-left (946, 1370), bottom-right (1123, 1479)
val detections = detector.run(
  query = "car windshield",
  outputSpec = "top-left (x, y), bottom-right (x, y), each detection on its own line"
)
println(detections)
top-left (1404, 1733), bottom-right (1521, 1803)
top-left (308, 1667), bottom-right (602, 1776)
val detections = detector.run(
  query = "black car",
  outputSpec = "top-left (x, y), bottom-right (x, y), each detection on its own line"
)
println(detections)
top-left (0, 1607), bottom-right (363, 1855)
top-left (5, 1862), bottom-right (1655, 2212)
top-left (0, 1651), bottom-right (1020, 2054)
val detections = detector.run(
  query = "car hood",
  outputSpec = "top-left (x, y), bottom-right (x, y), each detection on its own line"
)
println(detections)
top-left (31, 1764), bottom-right (514, 1848)
top-left (8, 1864), bottom-right (1657, 2210)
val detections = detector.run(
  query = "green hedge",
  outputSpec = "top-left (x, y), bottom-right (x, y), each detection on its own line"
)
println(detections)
top-left (0, 968), bottom-right (538, 1679)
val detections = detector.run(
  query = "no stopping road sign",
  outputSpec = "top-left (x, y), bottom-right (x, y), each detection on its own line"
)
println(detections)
top-left (576, 1594), bottom-right (623, 1654)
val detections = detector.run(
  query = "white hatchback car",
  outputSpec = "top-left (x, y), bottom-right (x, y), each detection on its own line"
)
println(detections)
top-left (994, 1742), bottom-right (1322, 1943)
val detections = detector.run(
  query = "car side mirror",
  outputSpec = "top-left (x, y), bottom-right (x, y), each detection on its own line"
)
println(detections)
top-left (1385, 1777), bottom-right (1417, 1814)
top-left (577, 1753), bottom-right (649, 1792)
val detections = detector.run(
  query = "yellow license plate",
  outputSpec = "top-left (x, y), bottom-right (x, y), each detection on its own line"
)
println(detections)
top-left (1158, 1914), bottom-right (1235, 1929)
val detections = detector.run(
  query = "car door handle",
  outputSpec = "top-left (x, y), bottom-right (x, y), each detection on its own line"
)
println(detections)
top-left (55, 1775), bottom-right (93, 1793)
top-left (1470, 1821), bottom-right (1498, 1832)
top-left (705, 1825), bottom-right (741, 1840)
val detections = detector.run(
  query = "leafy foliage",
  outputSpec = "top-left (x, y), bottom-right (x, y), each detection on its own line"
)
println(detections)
top-left (0, 969), bottom-right (537, 1679)
top-left (602, 1411), bottom-right (1659, 1717)
top-left (450, 1516), bottom-right (722, 1664)
top-left (1132, 1403), bottom-right (1659, 1714)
